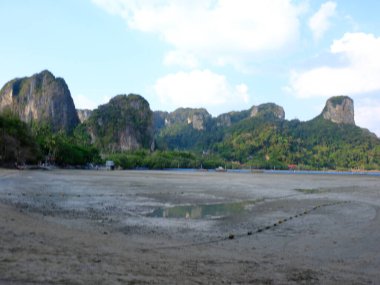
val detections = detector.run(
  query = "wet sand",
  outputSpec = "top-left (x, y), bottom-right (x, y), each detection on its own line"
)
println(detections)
top-left (0, 169), bottom-right (379, 284)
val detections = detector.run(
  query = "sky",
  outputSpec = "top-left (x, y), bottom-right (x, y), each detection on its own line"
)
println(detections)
top-left (1, 0), bottom-right (380, 136)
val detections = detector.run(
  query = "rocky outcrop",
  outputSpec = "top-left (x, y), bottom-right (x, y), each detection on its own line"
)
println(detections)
top-left (322, 96), bottom-right (355, 125)
top-left (0, 70), bottom-right (79, 133)
top-left (154, 108), bottom-right (211, 131)
top-left (216, 113), bottom-right (232, 127)
top-left (86, 94), bottom-right (153, 151)
top-left (188, 112), bottom-right (210, 131)
top-left (77, 109), bottom-right (93, 123)
top-left (250, 103), bottom-right (285, 120)
top-left (216, 109), bottom-right (252, 127)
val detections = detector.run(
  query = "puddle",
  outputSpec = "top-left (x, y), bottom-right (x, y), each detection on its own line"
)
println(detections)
top-left (147, 200), bottom-right (260, 219)
top-left (295, 188), bottom-right (329, 194)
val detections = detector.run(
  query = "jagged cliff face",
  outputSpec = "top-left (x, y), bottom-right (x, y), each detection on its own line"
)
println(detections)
top-left (86, 94), bottom-right (153, 151)
top-left (77, 109), bottom-right (93, 123)
top-left (155, 103), bottom-right (285, 131)
top-left (0, 70), bottom-right (79, 133)
top-left (214, 103), bottom-right (285, 128)
top-left (322, 96), bottom-right (355, 125)
top-left (250, 103), bottom-right (285, 120)
top-left (216, 113), bottom-right (232, 127)
top-left (154, 108), bottom-right (211, 131)
top-left (188, 112), bottom-right (210, 130)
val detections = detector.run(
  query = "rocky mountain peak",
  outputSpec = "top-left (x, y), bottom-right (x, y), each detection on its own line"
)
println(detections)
top-left (322, 96), bottom-right (355, 125)
top-left (0, 70), bottom-right (79, 133)
top-left (250, 103), bottom-right (285, 120)
top-left (85, 94), bottom-right (153, 151)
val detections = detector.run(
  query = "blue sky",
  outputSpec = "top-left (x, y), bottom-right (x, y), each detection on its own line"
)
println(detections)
top-left (1, 0), bottom-right (380, 136)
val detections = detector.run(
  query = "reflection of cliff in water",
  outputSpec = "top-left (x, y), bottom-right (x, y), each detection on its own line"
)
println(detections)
top-left (148, 200), bottom-right (259, 219)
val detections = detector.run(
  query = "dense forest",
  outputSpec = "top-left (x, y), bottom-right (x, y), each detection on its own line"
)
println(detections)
top-left (212, 116), bottom-right (380, 170)
top-left (0, 112), bottom-right (100, 168)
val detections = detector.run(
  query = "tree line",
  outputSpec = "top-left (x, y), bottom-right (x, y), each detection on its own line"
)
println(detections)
top-left (1, 111), bottom-right (380, 170)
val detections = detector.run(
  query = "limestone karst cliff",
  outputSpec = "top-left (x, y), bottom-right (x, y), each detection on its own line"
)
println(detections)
top-left (85, 94), bottom-right (153, 152)
top-left (77, 109), bottom-right (93, 123)
top-left (321, 96), bottom-right (355, 125)
top-left (153, 108), bottom-right (212, 131)
top-left (215, 103), bottom-right (285, 128)
top-left (0, 70), bottom-right (79, 133)
top-left (216, 113), bottom-right (232, 127)
top-left (250, 103), bottom-right (285, 120)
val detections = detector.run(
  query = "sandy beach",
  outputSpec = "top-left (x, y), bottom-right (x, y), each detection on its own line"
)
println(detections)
top-left (0, 169), bottom-right (379, 284)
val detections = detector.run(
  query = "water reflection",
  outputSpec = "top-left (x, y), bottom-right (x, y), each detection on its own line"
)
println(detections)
top-left (148, 200), bottom-right (258, 219)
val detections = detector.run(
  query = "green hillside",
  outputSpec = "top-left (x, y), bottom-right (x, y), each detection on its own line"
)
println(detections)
top-left (85, 94), bottom-right (153, 152)
top-left (153, 98), bottom-right (380, 170)
top-left (212, 116), bottom-right (380, 170)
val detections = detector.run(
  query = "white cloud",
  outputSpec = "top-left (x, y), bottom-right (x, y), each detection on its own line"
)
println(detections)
top-left (288, 32), bottom-right (380, 98)
top-left (356, 99), bottom-right (380, 137)
top-left (92, 0), bottom-right (301, 67)
top-left (153, 70), bottom-right (249, 115)
top-left (308, 1), bottom-right (337, 41)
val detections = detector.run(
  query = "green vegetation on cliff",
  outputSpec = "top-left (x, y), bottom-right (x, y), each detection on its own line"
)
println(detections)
top-left (85, 94), bottom-right (153, 152)
top-left (212, 116), bottom-right (380, 170)
top-left (153, 100), bottom-right (380, 170)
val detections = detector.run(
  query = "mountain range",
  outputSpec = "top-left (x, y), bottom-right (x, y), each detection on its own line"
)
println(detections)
top-left (1, 70), bottom-right (379, 170)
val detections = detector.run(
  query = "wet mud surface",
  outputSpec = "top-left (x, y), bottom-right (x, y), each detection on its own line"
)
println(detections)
top-left (0, 169), bottom-right (379, 284)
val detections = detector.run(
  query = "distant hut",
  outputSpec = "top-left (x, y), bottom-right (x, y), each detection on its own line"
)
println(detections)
top-left (106, 160), bottom-right (115, 170)
top-left (215, 166), bottom-right (227, 172)
top-left (288, 164), bottom-right (297, 171)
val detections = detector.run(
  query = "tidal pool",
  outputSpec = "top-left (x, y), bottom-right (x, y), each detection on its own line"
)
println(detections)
top-left (147, 200), bottom-right (260, 219)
